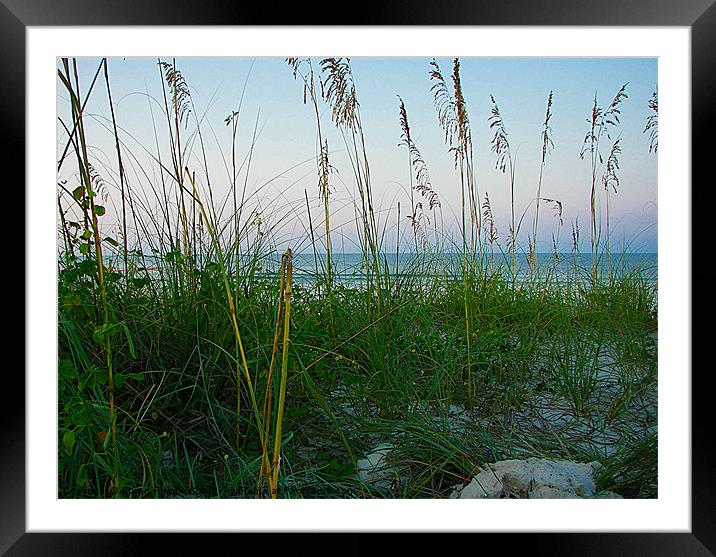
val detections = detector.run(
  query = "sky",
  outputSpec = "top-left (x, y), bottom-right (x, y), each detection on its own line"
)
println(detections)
top-left (57, 56), bottom-right (658, 254)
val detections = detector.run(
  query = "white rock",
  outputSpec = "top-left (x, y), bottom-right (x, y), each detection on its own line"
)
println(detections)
top-left (451, 457), bottom-right (603, 499)
top-left (454, 468), bottom-right (503, 498)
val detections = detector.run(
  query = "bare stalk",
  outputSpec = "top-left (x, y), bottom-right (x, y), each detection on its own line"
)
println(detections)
top-left (533, 91), bottom-right (554, 266)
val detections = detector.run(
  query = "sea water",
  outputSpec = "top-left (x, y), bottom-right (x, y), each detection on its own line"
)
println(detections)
top-left (102, 251), bottom-right (657, 288)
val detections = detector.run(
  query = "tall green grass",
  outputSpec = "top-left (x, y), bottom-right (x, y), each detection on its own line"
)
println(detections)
top-left (57, 57), bottom-right (658, 499)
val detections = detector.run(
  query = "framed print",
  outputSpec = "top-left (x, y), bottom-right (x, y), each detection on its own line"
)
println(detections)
top-left (4, 0), bottom-right (713, 554)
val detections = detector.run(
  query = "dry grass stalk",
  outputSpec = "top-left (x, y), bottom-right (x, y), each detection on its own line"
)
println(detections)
top-left (489, 94), bottom-right (517, 275)
top-left (580, 83), bottom-right (628, 280)
top-left (320, 57), bottom-right (384, 307)
top-left (287, 58), bottom-right (335, 289)
top-left (159, 59), bottom-right (193, 291)
top-left (482, 193), bottom-right (498, 270)
top-left (644, 88), bottom-right (658, 154)
top-left (533, 91), bottom-right (554, 262)
top-left (398, 96), bottom-right (440, 250)
top-left (429, 58), bottom-right (479, 402)
top-left (430, 58), bottom-right (480, 252)
top-left (603, 139), bottom-right (622, 274)
top-left (319, 58), bottom-right (359, 131)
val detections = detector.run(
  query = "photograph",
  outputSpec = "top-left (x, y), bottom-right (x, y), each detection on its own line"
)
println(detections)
top-left (56, 55), bottom-right (658, 501)
top-left (1, 5), bottom-right (705, 549)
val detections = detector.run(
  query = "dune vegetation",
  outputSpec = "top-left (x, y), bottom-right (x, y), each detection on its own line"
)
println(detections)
top-left (57, 57), bottom-right (657, 499)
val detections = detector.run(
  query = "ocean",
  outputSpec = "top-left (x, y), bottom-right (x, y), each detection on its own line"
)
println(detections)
top-left (104, 251), bottom-right (657, 288)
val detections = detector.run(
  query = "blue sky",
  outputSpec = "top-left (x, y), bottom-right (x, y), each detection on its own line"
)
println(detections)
top-left (58, 56), bottom-right (657, 253)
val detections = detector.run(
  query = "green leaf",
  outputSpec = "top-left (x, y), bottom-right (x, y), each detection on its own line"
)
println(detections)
top-left (63, 430), bottom-right (76, 455)
top-left (121, 323), bottom-right (136, 359)
top-left (114, 373), bottom-right (125, 389)
top-left (93, 205), bottom-right (105, 217)
top-left (81, 229), bottom-right (92, 240)
top-left (129, 373), bottom-right (144, 382)
top-left (93, 322), bottom-right (120, 344)
top-left (59, 359), bottom-right (78, 380)
top-left (76, 463), bottom-right (88, 487)
top-left (102, 429), bottom-right (112, 450)
top-left (93, 452), bottom-right (113, 474)
top-left (104, 236), bottom-right (119, 247)
top-left (72, 186), bottom-right (85, 200)
top-left (79, 244), bottom-right (89, 255)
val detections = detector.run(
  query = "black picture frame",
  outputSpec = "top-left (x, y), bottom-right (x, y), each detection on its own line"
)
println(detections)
top-left (4, 1), bottom-right (712, 554)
